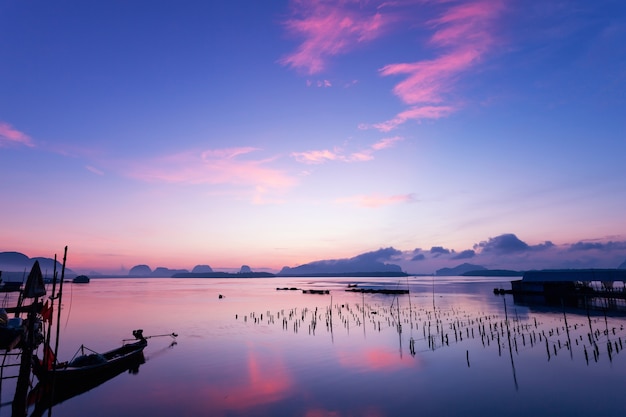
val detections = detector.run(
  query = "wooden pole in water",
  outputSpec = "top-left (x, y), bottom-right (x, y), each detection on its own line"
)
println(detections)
top-left (43, 254), bottom-right (59, 372)
top-left (362, 292), bottom-right (366, 338)
top-left (12, 300), bottom-right (36, 417)
top-left (53, 247), bottom-right (67, 363)
top-left (13, 260), bottom-right (48, 415)
top-left (406, 276), bottom-right (413, 331)
top-left (46, 246), bottom-right (68, 416)
top-left (329, 295), bottom-right (334, 343)
top-left (503, 297), bottom-right (519, 390)
top-left (561, 298), bottom-right (573, 359)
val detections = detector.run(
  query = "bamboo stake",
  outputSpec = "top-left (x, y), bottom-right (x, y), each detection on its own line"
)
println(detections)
top-left (48, 246), bottom-right (68, 417)
top-left (43, 254), bottom-right (59, 373)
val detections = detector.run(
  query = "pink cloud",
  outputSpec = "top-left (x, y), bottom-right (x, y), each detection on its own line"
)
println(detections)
top-left (280, 0), bottom-right (392, 74)
top-left (126, 147), bottom-right (296, 196)
top-left (337, 193), bottom-right (416, 208)
top-left (293, 135), bottom-right (403, 165)
top-left (291, 149), bottom-right (339, 164)
top-left (346, 151), bottom-right (374, 162)
top-left (372, 105), bottom-right (455, 132)
top-left (429, 0), bottom-right (502, 46)
top-left (376, 0), bottom-right (505, 130)
top-left (371, 135), bottom-right (404, 150)
top-left (381, 50), bottom-right (481, 104)
top-left (0, 122), bottom-right (34, 147)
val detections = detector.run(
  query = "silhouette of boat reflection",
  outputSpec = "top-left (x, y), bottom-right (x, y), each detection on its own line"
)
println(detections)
top-left (27, 335), bottom-right (147, 416)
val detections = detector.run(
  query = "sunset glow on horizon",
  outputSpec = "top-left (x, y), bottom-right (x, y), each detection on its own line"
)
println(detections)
top-left (1, 0), bottom-right (625, 275)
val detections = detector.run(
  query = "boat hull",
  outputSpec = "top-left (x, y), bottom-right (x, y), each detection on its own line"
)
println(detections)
top-left (33, 338), bottom-right (147, 386)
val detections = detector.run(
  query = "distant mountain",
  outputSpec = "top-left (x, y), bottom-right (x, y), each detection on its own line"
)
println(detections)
top-left (127, 265), bottom-right (189, 277)
top-left (129, 265), bottom-right (152, 276)
top-left (192, 265), bottom-right (213, 273)
top-left (239, 265), bottom-right (252, 273)
top-left (619, 259), bottom-right (626, 269)
top-left (436, 263), bottom-right (486, 276)
top-left (0, 251), bottom-right (73, 280)
top-left (0, 252), bottom-right (30, 270)
top-left (462, 269), bottom-right (523, 277)
top-left (173, 271), bottom-right (274, 278)
top-left (152, 267), bottom-right (189, 277)
top-left (278, 254), bottom-right (403, 276)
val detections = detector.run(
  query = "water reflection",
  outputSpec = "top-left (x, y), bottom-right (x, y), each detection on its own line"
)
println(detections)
top-left (2, 277), bottom-right (625, 417)
top-left (28, 352), bottom-right (145, 417)
top-left (240, 282), bottom-right (626, 385)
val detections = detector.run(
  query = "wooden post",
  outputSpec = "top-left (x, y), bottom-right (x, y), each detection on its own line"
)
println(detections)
top-left (12, 305), bottom-right (34, 417)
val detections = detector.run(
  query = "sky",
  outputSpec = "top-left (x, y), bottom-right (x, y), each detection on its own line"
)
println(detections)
top-left (1, 0), bottom-right (626, 275)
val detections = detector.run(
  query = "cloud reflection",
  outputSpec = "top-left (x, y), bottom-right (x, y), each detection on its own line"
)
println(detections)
top-left (337, 347), bottom-right (421, 371)
top-left (201, 347), bottom-right (294, 412)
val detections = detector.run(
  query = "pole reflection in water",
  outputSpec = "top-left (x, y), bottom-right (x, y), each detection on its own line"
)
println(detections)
top-left (2, 277), bottom-right (625, 417)
top-left (28, 353), bottom-right (146, 417)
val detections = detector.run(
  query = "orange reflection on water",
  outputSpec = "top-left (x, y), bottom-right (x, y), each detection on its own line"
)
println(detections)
top-left (200, 346), bottom-right (294, 412)
top-left (336, 346), bottom-right (421, 371)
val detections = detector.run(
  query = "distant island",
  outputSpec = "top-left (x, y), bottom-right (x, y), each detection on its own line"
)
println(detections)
top-left (3, 249), bottom-right (625, 280)
top-left (172, 272), bottom-right (275, 278)
top-left (173, 271), bottom-right (407, 278)
top-left (461, 269), bottom-right (523, 277)
top-left (0, 251), bottom-right (76, 280)
top-left (436, 263), bottom-right (523, 277)
top-left (435, 263), bottom-right (486, 276)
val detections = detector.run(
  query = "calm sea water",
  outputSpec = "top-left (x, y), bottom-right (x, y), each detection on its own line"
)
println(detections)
top-left (1, 276), bottom-right (625, 417)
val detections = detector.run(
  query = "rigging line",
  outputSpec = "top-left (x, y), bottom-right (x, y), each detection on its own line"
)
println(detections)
top-left (64, 274), bottom-right (74, 330)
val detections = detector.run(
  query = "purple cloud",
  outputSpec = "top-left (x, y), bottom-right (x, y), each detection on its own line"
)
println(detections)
top-left (474, 234), bottom-right (555, 254)
top-left (475, 233), bottom-right (529, 253)
top-left (570, 241), bottom-right (626, 252)
top-left (452, 249), bottom-right (475, 260)
top-left (354, 247), bottom-right (403, 263)
top-left (410, 248), bottom-right (425, 262)
top-left (430, 246), bottom-right (451, 257)
top-left (0, 122), bottom-right (34, 147)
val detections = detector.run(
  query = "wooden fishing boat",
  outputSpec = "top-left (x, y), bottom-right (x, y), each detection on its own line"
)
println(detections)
top-left (32, 330), bottom-right (147, 385)
top-left (28, 340), bottom-right (146, 417)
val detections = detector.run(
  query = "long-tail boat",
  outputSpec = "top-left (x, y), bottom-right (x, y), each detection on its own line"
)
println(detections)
top-left (32, 329), bottom-right (147, 386)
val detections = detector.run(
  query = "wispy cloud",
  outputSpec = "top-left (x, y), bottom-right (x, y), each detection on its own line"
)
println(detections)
top-left (371, 135), bottom-right (403, 150)
top-left (125, 147), bottom-right (296, 200)
top-left (375, 0), bottom-right (506, 130)
top-left (280, 1), bottom-right (506, 130)
top-left (292, 136), bottom-right (403, 164)
top-left (280, 0), bottom-right (392, 74)
top-left (291, 149), bottom-right (340, 164)
top-left (337, 193), bottom-right (416, 208)
top-left (367, 106), bottom-right (455, 132)
top-left (306, 79), bottom-right (333, 88)
top-left (85, 165), bottom-right (105, 176)
top-left (0, 122), bottom-right (34, 147)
